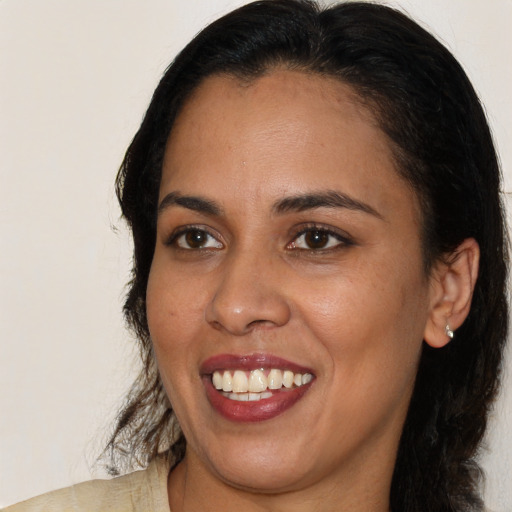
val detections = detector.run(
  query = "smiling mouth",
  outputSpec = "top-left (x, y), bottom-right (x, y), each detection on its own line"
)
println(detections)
top-left (212, 368), bottom-right (314, 401)
top-left (201, 354), bottom-right (315, 421)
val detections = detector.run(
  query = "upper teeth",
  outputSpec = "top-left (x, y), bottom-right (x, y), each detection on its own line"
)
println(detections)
top-left (212, 369), bottom-right (313, 393)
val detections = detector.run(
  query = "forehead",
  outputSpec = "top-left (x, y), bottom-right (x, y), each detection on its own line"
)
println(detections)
top-left (169, 70), bottom-right (381, 157)
top-left (161, 70), bottom-right (419, 225)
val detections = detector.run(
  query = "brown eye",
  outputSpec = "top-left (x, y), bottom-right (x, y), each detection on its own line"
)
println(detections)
top-left (185, 230), bottom-right (208, 248)
top-left (173, 228), bottom-right (223, 250)
top-left (304, 230), bottom-right (329, 249)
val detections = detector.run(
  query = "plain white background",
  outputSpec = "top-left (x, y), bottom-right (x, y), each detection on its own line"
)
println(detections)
top-left (1, 0), bottom-right (511, 508)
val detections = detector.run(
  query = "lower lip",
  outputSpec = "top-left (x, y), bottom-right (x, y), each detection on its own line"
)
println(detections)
top-left (203, 377), bottom-right (312, 422)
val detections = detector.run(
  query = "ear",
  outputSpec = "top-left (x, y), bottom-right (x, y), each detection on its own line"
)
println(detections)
top-left (423, 238), bottom-right (480, 348)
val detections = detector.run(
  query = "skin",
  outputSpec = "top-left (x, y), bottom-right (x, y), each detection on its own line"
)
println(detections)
top-left (146, 70), bottom-right (477, 512)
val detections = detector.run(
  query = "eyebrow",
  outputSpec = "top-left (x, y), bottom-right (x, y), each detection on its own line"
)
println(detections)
top-left (157, 189), bottom-right (383, 220)
top-left (158, 192), bottom-right (222, 217)
top-left (273, 190), bottom-right (383, 219)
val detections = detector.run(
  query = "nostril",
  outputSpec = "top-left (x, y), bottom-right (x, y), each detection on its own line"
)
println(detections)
top-left (247, 319), bottom-right (274, 330)
top-left (208, 319), bottom-right (224, 332)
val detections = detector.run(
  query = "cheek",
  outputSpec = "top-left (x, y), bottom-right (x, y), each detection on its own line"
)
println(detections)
top-left (147, 262), bottom-right (206, 346)
top-left (297, 251), bottom-right (429, 377)
top-left (307, 266), bottom-right (422, 329)
top-left (145, 264), bottom-right (207, 398)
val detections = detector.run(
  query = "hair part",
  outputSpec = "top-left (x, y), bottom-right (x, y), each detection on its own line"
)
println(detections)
top-left (107, 2), bottom-right (508, 510)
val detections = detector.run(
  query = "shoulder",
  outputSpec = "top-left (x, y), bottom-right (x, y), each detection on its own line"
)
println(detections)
top-left (2, 457), bottom-right (170, 512)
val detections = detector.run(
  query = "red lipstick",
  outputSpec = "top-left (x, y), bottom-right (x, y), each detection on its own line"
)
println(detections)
top-left (200, 353), bottom-right (313, 374)
top-left (201, 353), bottom-right (314, 422)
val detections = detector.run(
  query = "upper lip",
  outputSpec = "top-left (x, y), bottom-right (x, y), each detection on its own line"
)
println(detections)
top-left (200, 353), bottom-right (315, 376)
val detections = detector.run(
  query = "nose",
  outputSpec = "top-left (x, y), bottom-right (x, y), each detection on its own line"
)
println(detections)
top-left (205, 250), bottom-right (291, 336)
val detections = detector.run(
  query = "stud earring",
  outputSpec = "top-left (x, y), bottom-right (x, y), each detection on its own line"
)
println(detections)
top-left (445, 324), bottom-right (454, 339)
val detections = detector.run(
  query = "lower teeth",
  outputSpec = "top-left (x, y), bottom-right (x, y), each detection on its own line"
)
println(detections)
top-left (222, 391), bottom-right (273, 401)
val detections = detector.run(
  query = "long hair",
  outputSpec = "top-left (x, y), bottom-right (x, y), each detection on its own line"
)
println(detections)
top-left (108, 2), bottom-right (508, 510)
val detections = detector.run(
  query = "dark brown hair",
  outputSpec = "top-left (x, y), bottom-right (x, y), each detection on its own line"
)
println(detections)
top-left (108, 2), bottom-right (508, 510)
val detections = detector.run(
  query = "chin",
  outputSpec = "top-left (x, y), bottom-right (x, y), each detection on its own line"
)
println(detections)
top-left (192, 432), bottom-right (316, 493)
top-left (213, 457), bottom-right (312, 494)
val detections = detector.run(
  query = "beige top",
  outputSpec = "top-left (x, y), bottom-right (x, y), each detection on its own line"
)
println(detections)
top-left (2, 458), bottom-right (171, 512)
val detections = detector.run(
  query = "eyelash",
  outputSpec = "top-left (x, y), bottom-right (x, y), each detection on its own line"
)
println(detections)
top-left (165, 224), bottom-right (354, 252)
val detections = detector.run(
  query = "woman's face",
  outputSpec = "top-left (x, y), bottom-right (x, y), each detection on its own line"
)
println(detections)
top-left (147, 71), bottom-right (436, 494)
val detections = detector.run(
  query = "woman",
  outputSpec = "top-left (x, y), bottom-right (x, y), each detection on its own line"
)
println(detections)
top-left (4, 0), bottom-right (508, 511)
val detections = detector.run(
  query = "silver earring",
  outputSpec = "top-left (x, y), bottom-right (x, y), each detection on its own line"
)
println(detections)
top-left (445, 324), bottom-right (454, 339)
